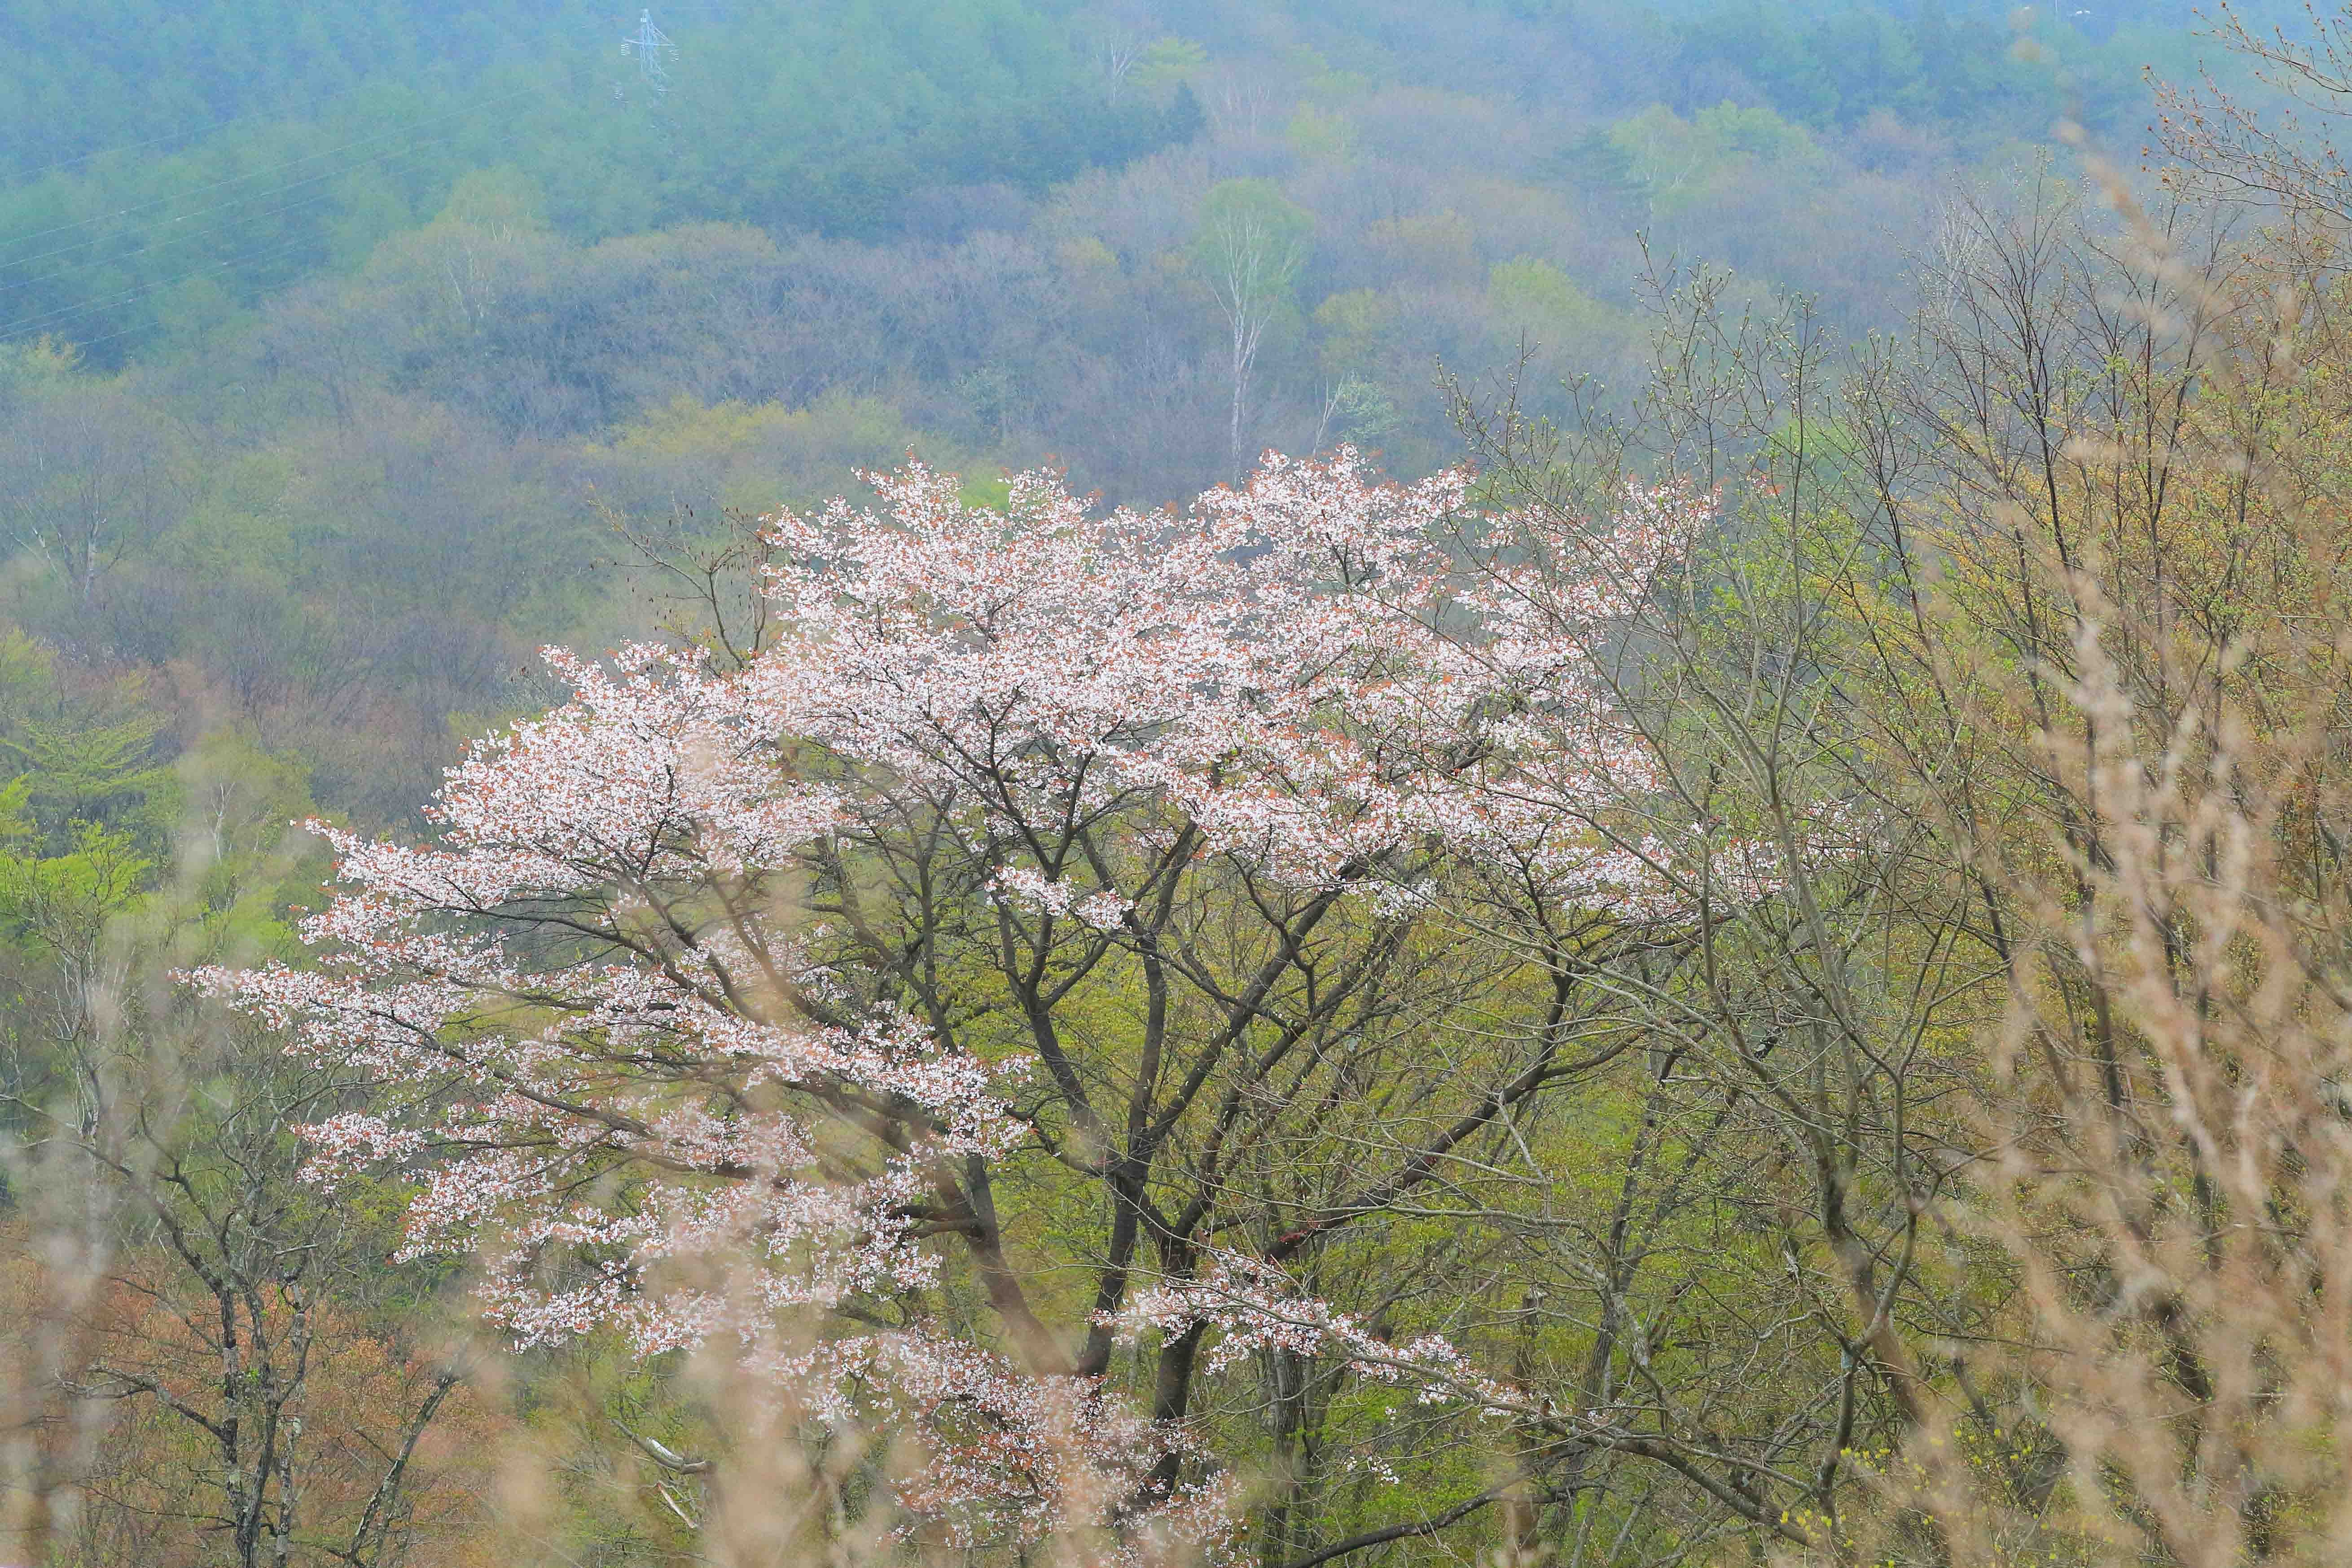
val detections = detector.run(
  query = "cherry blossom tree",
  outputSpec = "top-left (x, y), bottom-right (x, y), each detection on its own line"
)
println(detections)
top-left (194, 449), bottom-right (1723, 1558)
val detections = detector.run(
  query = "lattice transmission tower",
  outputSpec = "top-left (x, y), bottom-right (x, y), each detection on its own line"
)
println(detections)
top-left (622, 9), bottom-right (674, 97)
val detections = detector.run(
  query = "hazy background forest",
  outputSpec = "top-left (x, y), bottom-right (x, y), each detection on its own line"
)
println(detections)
top-left (0, 0), bottom-right (2255, 826)
top-left (1, 2), bottom-right (2340, 1565)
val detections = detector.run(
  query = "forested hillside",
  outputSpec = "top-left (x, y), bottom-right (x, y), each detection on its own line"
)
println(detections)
top-left (0, 0), bottom-right (2274, 822)
top-left (2, 2), bottom-right (2345, 1565)
top-left (0, 0), bottom-right (2232, 366)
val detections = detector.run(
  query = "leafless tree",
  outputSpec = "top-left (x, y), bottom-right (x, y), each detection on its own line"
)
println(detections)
top-left (0, 382), bottom-right (180, 607)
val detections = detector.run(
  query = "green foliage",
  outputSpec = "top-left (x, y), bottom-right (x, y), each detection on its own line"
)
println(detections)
top-left (0, 821), bottom-right (151, 959)
top-left (597, 392), bottom-right (935, 514)
top-left (0, 0), bottom-right (539, 184)
top-left (0, 632), bottom-right (322, 982)
top-left (0, 338), bottom-right (85, 404)
top-left (1135, 35), bottom-right (1210, 96)
top-left (1193, 178), bottom-right (1316, 290)
top-left (1287, 104), bottom-right (1358, 160)
top-left (1607, 101), bottom-right (1825, 218)
top-left (1166, 80), bottom-right (1207, 145)
top-left (1313, 288), bottom-right (1401, 380)
top-left (431, 163), bottom-right (551, 233)
top-left (1654, 0), bottom-right (2167, 131)
top-left (0, 0), bottom-right (1188, 366)
top-left (1197, 178), bottom-right (1316, 255)
top-left (0, 631), bottom-right (57, 731)
top-left (1327, 376), bottom-right (1401, 446)
top-left (4, 716), bottom-right (172, 851)
top-left (1487, 256), bottom-right (1626, 355)
top-left (171, 728), bottom-right (321, 962)
top-left (958, 472), bottom-right (1015, 513)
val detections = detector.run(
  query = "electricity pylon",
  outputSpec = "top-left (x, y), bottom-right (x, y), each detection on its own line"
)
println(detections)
top-left (622, 9), bottom-right (673, 97)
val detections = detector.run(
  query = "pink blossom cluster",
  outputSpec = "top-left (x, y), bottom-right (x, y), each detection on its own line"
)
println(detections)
top-left (193, 450), bottom-right (1725, 1547)
top-left (1121, 1252), bottom-right (1659, 1463)
top-left (751, 455), bottom-right (1720, 906)
top-left (1123, 1255), bottom-right (1524, 1415)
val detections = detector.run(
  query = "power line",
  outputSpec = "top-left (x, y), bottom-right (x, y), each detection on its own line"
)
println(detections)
top-left (0, 105), bottom-right (535, 300)
top-left (0, 78), bottom-right (569, 348)
top-left (0, 75), bottom-right (446, 190)
top-left (0, 79), bottom-right (556, 265)
top-left (0, 19), bottom-right (573, 190)
top-left (0, 231), bottom-right (323, 348)
top-left (0, 19), bottom-right (668, 359)
top-left (0, 147), bottom-right (460, 341)
top-left (0, 6), bottom-right (675, 219)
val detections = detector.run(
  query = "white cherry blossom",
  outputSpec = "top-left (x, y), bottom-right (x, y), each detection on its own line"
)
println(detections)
top-left (195, 449), bottom-right (1731, 1552)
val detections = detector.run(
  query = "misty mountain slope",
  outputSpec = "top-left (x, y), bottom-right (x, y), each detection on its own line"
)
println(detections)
top-left (0, 0), bottom-right (2296, 824)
